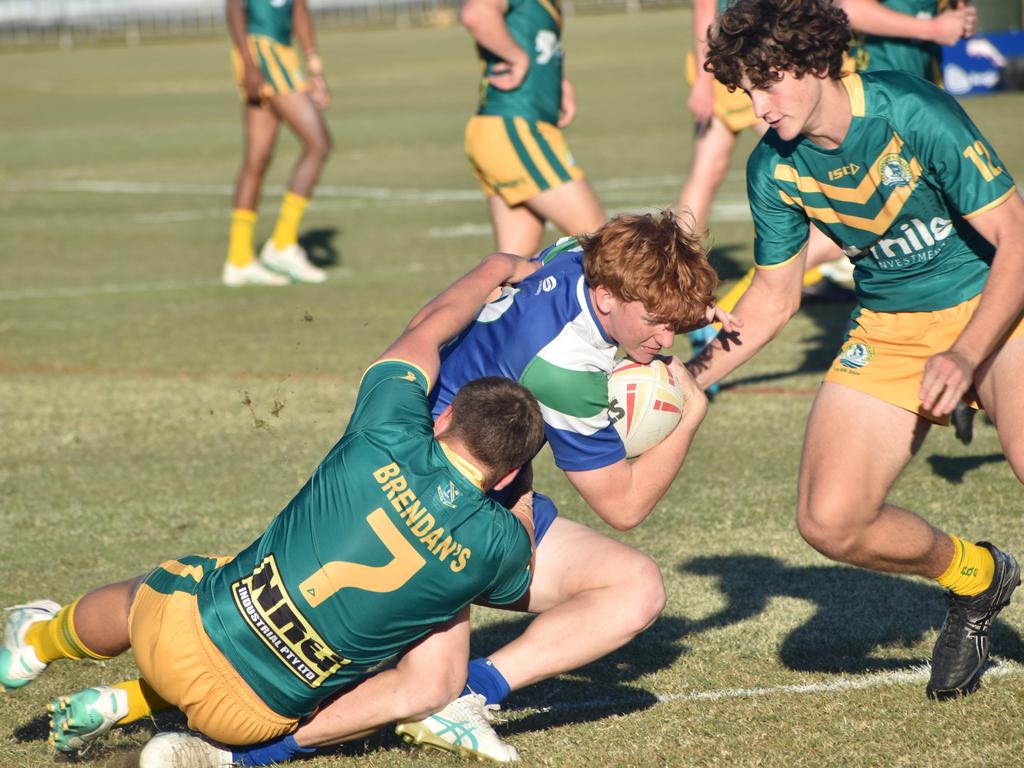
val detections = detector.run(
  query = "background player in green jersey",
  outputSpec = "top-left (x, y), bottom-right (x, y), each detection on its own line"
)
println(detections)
top-left (846, 0), bottom-right (976, 84)
top-left (222, 0), bottom-right (332, 286)
top-left (688, 0), bottom-right (1024, 700)
top-left (461, 0), bottom-right (606, 256)
top-left (0, 252), bottom-right (547, 764)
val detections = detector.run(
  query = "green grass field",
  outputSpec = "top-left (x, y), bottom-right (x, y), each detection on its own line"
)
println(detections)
top-left (2, 10), bottom-right (1024, 767)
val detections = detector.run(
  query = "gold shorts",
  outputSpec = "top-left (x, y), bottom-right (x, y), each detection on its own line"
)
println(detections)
top-left (231, 35), bottom-right (307, 102)
top-left (685, 51), bottom-right (758, 134)
top-left (465, 115), bottom-right (584, 206)
top-left (824, 294), bottom-right (1024, 424)
top-left (128, 556), bottom-right (299, 745)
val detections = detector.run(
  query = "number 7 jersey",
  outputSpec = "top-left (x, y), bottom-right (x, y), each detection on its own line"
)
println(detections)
top-left (195, 361), bottom-right (532, 718)
top-left (748, 71), bottom-right (1017, 313)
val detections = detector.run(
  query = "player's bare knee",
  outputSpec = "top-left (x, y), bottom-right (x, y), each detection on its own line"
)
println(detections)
top-left (306, 132), bottom-right (332, 164)
top-left (796, 501), bottom-right (863, 563)
top-left (620, 554), bottom-right (666, 633)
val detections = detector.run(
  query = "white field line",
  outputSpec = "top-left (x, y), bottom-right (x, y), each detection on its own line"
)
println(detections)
top-left (526, 660), bottom-right (1022, 715)
top-left (3, 177), bottom-right (754, 231)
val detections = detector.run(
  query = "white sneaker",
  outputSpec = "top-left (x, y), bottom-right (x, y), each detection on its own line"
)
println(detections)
top-left (260, 241), bottom-right (327, 284)
top-left (395, 693), bottom-right (520, 762)
top-left (222, 260), bottom-right (290, 287)
top-left (138, 732), bottom-right (234, 768)
top-left (0, 599), bottom-right (60, 691)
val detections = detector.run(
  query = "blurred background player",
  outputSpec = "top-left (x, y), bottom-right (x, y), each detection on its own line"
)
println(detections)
top-left (222, 0), bottom-right (332, 286)
top-left (690, 0), bottom-right (1023, 701)
top-left (461, 0), bottom-right (606, 256)
top-left (2, 251), bottom-right (546, 764)
top-left (678, 0), bottom-right (978, 381)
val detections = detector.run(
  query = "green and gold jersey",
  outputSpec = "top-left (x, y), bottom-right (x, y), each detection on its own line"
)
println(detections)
top-left (245, 0), bottom-right (294, 45)
top-left (849, 0), bottom-right (947, 85)
top-left (476, 0), bottom-right (564, 125)
top-left (196, 360), bottom-right (532, 718)
top-left (747, 72), bottom-right (1016, 313)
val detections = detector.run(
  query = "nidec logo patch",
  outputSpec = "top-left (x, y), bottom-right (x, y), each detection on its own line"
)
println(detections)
top-left (838, 341), bottom-right (874, 370)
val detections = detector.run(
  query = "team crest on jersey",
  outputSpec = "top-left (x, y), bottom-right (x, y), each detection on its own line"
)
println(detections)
top-left (437, 480), bottom-right (461, 509)
top-left (838, 341), bottom-right (874, 370)
top-left (878, 154), bottom-right (914, 188)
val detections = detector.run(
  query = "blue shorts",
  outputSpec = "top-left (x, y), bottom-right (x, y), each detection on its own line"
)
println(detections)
top-left (531, 492), bottom-right (558, 545)
top-left (488, 489), bottom-right (559, 546)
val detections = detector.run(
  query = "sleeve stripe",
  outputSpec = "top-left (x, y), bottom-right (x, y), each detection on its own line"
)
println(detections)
top-left (361, 358), bottom-right (432, 391)
top-left (962, 186), bottom-right (1018, 221)
top-left (756, 241), bottom-right (808, 270)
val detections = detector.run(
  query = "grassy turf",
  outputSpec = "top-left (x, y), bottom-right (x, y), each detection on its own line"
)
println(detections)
top-left (2, 9), bottom-right (1023, 767)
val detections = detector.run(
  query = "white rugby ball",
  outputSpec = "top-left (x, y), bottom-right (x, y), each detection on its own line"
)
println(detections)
top-left (607, 358), bottom-right (685, 458)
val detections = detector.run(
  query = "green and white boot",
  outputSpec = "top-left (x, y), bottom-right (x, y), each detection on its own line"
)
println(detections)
top-left (49, 685), bottom-right (129, 752)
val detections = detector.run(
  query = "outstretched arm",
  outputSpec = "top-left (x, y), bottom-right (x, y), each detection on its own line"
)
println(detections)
top-left (377, 253), bottom-right (538, 383)
top-left (564, 357), bottom-right (709, 531)
top-left (837, 0), bottom-right (977, 46)
top-left (686, 246), bottom-right (807, 390)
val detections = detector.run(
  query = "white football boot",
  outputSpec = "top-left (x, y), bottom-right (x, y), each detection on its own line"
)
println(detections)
top-left (0, 599), bottom-right (61, 691)
top-left (395, 693), bottom-right (520, 762)
top-left (138, 732), bottom-right (235, 768)
top-left (221, 259), bottom-right (290, 287)
top-left (259, 241), bottom-right (326, 283)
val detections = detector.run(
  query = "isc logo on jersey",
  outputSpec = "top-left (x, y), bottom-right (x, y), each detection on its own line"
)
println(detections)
top-left (869, 216), bottom-right (953, 266)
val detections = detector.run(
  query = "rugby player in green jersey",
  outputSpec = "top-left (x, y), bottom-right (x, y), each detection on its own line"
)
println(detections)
top-left (221, 0), bottom-right (332, 286)
top-left (461, 0), bottom-right (606, 256)
top-left (0, 253), bottom-right (547, 764)
top-left (679, 0), bottom-right (978, 395)
top-left (687, 0), bottom-right (1023, 700)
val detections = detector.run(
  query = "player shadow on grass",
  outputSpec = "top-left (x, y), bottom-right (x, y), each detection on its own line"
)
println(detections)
top-left (457, 614), bottom-right (693, 733)
top-left (13, 706), bottom-right (187, 766)
top-left (678, 554), bottom-right (1024, 675)
top-left (706, 244), bottom-right (751, 283)
top-left (926, 453), bottom-right (1006, 484)
top-left (297, 227), bottom-right (341, 269)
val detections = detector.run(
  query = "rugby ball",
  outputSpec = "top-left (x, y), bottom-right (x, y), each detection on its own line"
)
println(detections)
top-left (607, 358), bottom-right (685, 458)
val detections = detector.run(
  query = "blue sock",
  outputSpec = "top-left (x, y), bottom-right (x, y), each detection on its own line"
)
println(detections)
top-left (462, 657), bottom-right (511, 706)
top-left (231, 734), bottom-right (316, 766)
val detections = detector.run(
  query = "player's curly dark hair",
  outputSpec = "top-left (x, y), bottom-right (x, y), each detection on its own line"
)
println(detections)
top-left (445, 377), bottom-right (545, 487)
top-left (580, 210), bottom-right (716, 333)
top-left (705, 0), bottom-right (850, 90)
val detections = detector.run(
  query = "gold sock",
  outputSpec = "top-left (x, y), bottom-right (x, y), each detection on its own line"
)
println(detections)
top-left (227, 209), bottom-right (258, 267)
top-left (936, 536), bottom-right (995, 596)
top-left (113, 678), bottom-right (172, 725)
top-left (801, 266), bottom-right (824, 286)
top-left (24, 599), bottom-right (113, 664)
top-left (271, 191), bottom-right (308, 250)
